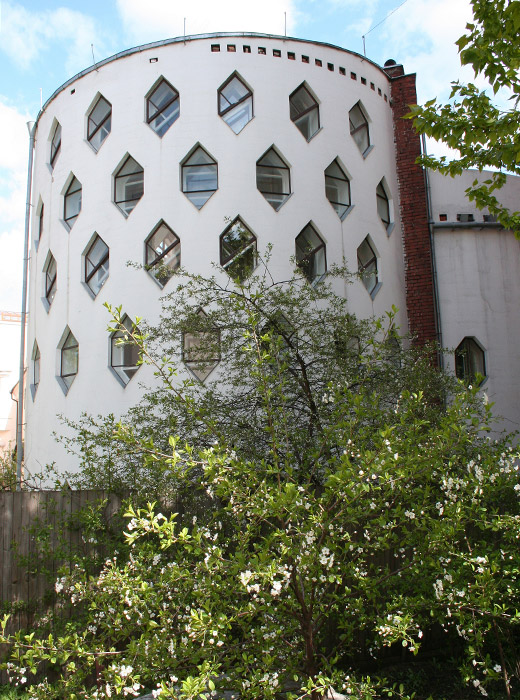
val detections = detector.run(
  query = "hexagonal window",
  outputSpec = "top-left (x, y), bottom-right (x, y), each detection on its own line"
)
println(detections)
top-left (50, 120), bottom-right (61, 169)
top-left (63, 175), bottom-right (82, 229)
top-left (181, 145), bottom-right (217, 209)
top-left (357, 236), bottom-right (378, 295)
top-left (256, 147), bottom-right (291, 211)
top-left (325, 159), bottom-right (351, 219)
top-left (31, 341), bottom-right (40, 399)
top-left (58, 327), bottom-right (78, 394)
top-left (114, 155), bottom-right (144, 216)
top-left (218, 73), bottom-right (253, 134)
top-left (146, 78), bottom-right (180, 137)
top-left (376, 179), bottom-right (392, 230)
top-left (295, 223), bottom-right (326, 284)
top-left (43, 251), bottom-right (57, 310)
top-left (183, 309), bottom-right (220, 382)
top-left (84, 234), bottom-right (109, 297)
top-left (110, 315), bottom-right (140, 386)
top-left (290, 83), bottom-right (320, 140)
top-left (455, 337), bottom-right (486, 384)
top-left (349, 102), bottom-right (370, 155)
top-left (87, 94), bottom-right (112, 151)
top-left (220, 217), bottom-right (257, 281)
top-left (145, 221), bottom-right (181, 287)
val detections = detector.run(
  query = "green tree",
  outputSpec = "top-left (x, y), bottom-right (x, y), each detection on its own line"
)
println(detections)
top-left (3, 265), bottom-right (520, 699)
top-left (407, 0), bottom-right (520, 236)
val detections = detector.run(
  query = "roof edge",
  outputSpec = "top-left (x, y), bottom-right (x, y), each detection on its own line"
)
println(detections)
top-left (35, 32), bottom-right (387, 127)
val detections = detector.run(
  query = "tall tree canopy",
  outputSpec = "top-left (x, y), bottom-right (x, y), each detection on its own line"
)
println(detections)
top-left (408, 0), bottom-right (520, 236)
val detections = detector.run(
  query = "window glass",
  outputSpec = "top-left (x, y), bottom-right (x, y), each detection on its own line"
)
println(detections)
top-left (295, 224), bottom-right (326, 283)
top-left (44, 254), bottom-right (57, 306)
top-left (50, 122), bottom-right (61, 168)
top-left (147, 79), bottom-right (180, 137)
top-left (37, 203), bottom-right (44, 244)
top-left (349, 103), bottom-right (370, 154)
top-left (64, 176), bottom-right (82, 229)
top-left (218, 74), bottom-right (253, 133)
top-left (87, 95), bottom-right (112, 151)
top-left (60, 329), bottom-right (78, 390)
top-left (85, 235), bottom-right (109, 296)
top-left (183, 310), bottom-right (220, 382)
top-left (182, 146), bottom-right (218, 209)
top-left (289, 84), bottom-right (320, 140)
top-left (32, 342), bottom-right (40, 393)
top-left (376, 180), bottom-right (390, 228)
top-left (256, 148), bottom-right (291, 211)
top-left (145, 222), bottom-right (181, 287)
top-left (357, 237), bottom-right (378, 294)
top-left (111, 315), bottom-right (140, 385)
top-left (325, 159), bottom-right (351, 219)
top-left (220, 218), bottom-right (257, 281)
top-left (114, 156), bottom-right (144, 215)
top-left (455, 337), bottom-right (486, 383)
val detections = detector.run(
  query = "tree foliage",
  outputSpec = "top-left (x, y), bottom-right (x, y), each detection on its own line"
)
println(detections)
top-left (407, 0), bottom-right (520, 236)
top-left (2, 265), bottom-right (520, 699)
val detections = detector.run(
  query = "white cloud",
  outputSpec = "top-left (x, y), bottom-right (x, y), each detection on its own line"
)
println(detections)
top-left (116, 0), bottom-right (298, 42)
top-left (0, 100), bottom-right (30, 311)
top-left (0, 1), bottom-right (104, 75)
top-left (379, 0), bottom-right (474, 103)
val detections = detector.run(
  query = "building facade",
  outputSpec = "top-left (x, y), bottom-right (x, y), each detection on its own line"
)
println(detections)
top-left (22, 33), bottom-right (520, 477)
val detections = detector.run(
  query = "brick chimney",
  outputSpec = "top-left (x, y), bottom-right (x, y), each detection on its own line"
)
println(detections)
top-left (384, 61), bottom-right (438, 350)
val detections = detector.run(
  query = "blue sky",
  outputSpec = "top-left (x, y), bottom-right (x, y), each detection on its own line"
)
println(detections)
top-left (0, 0), bottom-right (475, 311)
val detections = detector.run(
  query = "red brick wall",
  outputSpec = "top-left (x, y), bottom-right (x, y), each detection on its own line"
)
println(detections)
top-left (386, 68), bottom-right (438, 349)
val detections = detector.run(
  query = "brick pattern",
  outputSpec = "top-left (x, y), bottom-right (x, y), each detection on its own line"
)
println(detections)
top-left (387, 69), bottom-right (437, 349)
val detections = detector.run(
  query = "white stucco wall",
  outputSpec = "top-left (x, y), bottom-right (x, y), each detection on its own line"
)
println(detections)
top-left (25, 33), bottom-right (408, 476)
top-left (429, 170), bottom-right (520, 434)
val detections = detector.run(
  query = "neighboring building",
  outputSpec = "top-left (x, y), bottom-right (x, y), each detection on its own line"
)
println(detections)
top-left (429, 170), bottom-right (520, 435)
top-left (22, 33), bottom-right (520, 476)
top-left (0, 311), bottom-right (22, 456)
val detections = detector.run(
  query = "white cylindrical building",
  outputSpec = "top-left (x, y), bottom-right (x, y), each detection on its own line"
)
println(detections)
top-left (25, 33), bottom-right (415, 476)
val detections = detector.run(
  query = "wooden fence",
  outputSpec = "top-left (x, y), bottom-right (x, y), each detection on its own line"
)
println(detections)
top-left (0, 490), bottom-right (125, 629)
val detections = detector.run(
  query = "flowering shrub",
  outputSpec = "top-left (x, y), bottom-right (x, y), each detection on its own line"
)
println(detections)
top-left (2, 269), bottom-right (520, 699)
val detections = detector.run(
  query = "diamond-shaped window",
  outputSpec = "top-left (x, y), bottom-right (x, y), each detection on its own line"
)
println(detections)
top-left (183, 309), bottom-right (220, 382)
top-left (220, 217), bottom-right (257, 281)
top-left (256, 147), bottom-right (291, 211)
top-left (145, 221), bottom-right (181, 287)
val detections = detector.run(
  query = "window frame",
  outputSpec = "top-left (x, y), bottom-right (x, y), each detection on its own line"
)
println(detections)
top-left (43, 252), bottom-right (57, 310)
top-left (289, 83), bottom-right (320, 141)
top-left (31, 341), bottom-right (40, 399)
top-left (219, 216), bottom-right (257, 281)
top-left (181, 145), bottom-right (218, 209)
top-left (295, 223), bottom-right (327, 284)
top-left (455, 337), bottom-right (487, 384)
top-left (87, 95), bottom-right (112, 151)
top-left (218, 72), bottom-right (253, 134)
top-left (113, 155), bottom-right (144, 216)
top-left (50, 121), bottom-right (62, 169)
top-left (256, 146), bottom-right (291, 211)
top-left (63, 175), bottom-right (82, 229)
top-left (36, 201), bottom-right (44, 248)
top-left (325, 159), bottom-right (352, 219)
top-left (376, 179), bottom-right (391, 230)
top-left (84, 234), bottom-right (109, 298)
top-left (146, 77), bottom-right (180, 137)
top-left (182, 309), bottom-right (221, 383)
top-left (145, 221), bottom-right (181, 287)
top-left (357, 236), bottom-right (379, 297)
top-left (58, 328), bottom-right (78, 394)
top-left (349, 102), bottom-right (371, 156)
top-left (110, 315), bottom-right (140, 387)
